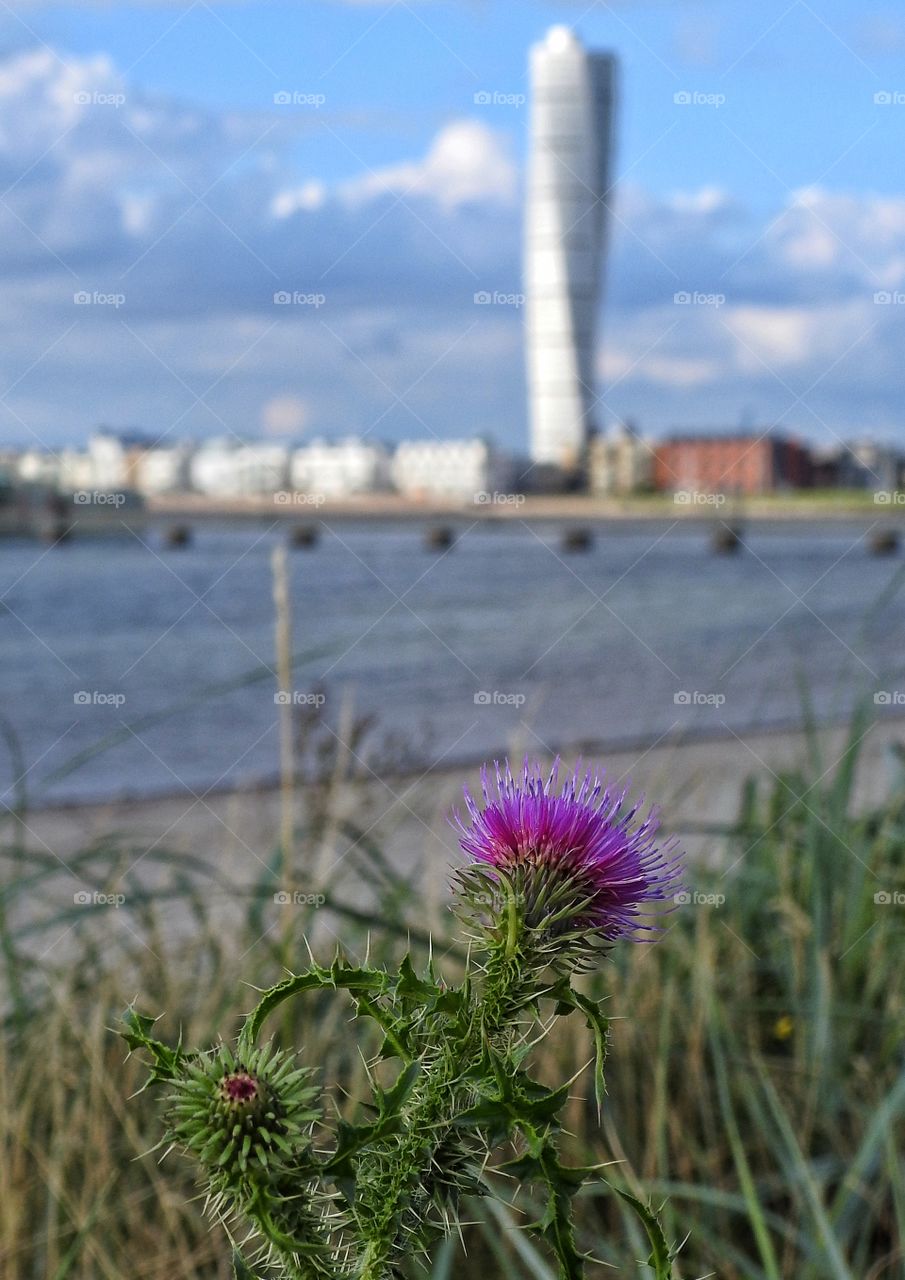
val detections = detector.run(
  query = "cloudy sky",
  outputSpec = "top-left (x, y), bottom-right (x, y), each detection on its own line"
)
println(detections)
top-left (2, 0), bottom-right (904, 453)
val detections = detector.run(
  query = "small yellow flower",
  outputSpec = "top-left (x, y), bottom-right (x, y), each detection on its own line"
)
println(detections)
top-left (773, 1015), bottom-right (795, 1041)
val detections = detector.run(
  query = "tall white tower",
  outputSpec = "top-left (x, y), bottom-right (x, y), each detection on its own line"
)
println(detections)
top-left (524, 26), bottom-right (617, 475)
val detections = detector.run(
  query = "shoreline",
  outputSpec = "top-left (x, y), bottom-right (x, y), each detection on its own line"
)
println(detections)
top-left (144, 492), bottom-right (905, 524)
top-left (13, 714), bottom-right (905, 880)
top-left (20, 707), bottom-right (905, 817)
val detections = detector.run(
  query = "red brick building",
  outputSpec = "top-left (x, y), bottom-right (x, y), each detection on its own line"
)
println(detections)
top-left (653, 434), bottom-right (812, 495)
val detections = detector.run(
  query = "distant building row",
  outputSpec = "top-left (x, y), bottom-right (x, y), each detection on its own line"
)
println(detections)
top-left (15, 433), bottom-right (516, 502)
top-left (11, 427), bottom-right (903, 503)
top-left (587, 427), bottom-right (905, 496)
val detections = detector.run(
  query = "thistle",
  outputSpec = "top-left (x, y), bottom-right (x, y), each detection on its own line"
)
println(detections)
top-left (453, 758), bottom-right (683, 966)
top-left (123, 758), bottom-right (684, 1280)
top-left (164, 1041), bottom-right (320, 1197)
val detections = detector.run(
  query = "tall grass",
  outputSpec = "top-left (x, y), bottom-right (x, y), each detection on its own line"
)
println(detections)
top-left (1, 713), bottom-right (904, 1278)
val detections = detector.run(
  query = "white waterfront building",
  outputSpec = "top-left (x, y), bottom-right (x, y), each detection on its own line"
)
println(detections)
top-left (390, 439), bottom-right (509, 501)
top-left (524, 26), bottom-right (617, 474)
top-left (290, 438), bottom-right (390, 498)
top-left (88, 430), bottom-right (131, 491)
top-left (17, 448), bottom-right (94, 492)
top-left (134, 444), bottom-right (194, 495)
top-left (190, 440), bottom-right (289, 497)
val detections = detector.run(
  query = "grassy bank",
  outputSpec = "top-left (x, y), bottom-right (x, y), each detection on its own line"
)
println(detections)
top-left (2, 714), bottom-right (904, 1279)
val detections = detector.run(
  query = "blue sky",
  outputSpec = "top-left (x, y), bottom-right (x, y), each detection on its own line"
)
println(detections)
top-left (2, 0), bottom-right (905, 452)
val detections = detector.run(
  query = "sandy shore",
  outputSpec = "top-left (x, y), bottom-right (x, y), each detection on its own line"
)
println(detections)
top-left (145, 492), bottom-right (900, 523)
top-left (7, 713), bottom-right (903, 962)
top-left (16, 713), bottom-right (905, 886)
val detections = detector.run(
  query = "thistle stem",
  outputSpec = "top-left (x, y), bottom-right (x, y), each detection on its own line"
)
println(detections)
top-left (352, 942), bottom-right (522, 1280)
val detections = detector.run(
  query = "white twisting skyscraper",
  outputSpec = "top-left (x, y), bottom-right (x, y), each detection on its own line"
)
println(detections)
top-left (524, 26), bottom-right (617, 474)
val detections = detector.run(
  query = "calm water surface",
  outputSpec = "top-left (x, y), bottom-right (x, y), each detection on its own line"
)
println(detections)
top-left (1, 518), bottom-right (903, 804)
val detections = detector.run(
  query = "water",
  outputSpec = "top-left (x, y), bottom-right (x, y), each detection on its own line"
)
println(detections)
top-left (1, 518), bottom-right (903, 805)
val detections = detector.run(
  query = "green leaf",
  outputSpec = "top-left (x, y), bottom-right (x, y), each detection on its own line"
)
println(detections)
top-left (231, 1248), bottom-right (261, 1280)
top-left (500, 1141), bottom-right (604, 1279)
top-left (119, 1006), bottom-right (186, 1088)
top-left (396, 952), bottom-right (438, 1003)
top-left (614, 1189), bottom-right (675, 1280)
top-left (551, 982), bottom-right (609, 1114)
top-left (239, 957), bottom-right (391, 1051)
top-left (324, 1062), bottom-right (422, 1191)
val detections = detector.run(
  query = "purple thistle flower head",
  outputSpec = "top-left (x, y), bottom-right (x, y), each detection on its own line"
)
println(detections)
top-left (453, 758), bottom-right (683, 948)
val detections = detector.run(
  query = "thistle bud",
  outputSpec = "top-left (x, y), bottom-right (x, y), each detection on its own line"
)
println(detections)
top-left (165, 1041), bottom-right (320, 1197)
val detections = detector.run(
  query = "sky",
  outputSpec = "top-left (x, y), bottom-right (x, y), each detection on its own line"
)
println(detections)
top-left (2, 0), bottom-right (905, 453)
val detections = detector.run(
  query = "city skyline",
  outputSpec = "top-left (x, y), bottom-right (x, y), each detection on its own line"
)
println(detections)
top-left (0, 1), bottom-right (902, 450)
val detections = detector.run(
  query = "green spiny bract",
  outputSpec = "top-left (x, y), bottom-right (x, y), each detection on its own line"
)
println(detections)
top-left (164, 1041), bottom-right (346, 1279)
top-left (165, 1040), bottom-right (320, 1198)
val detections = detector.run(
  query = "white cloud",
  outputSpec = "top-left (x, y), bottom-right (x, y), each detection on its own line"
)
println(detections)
top-left (271, 180), bottom-right (327, 218)
top-left (338, 120), bottom-right (517, 209)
